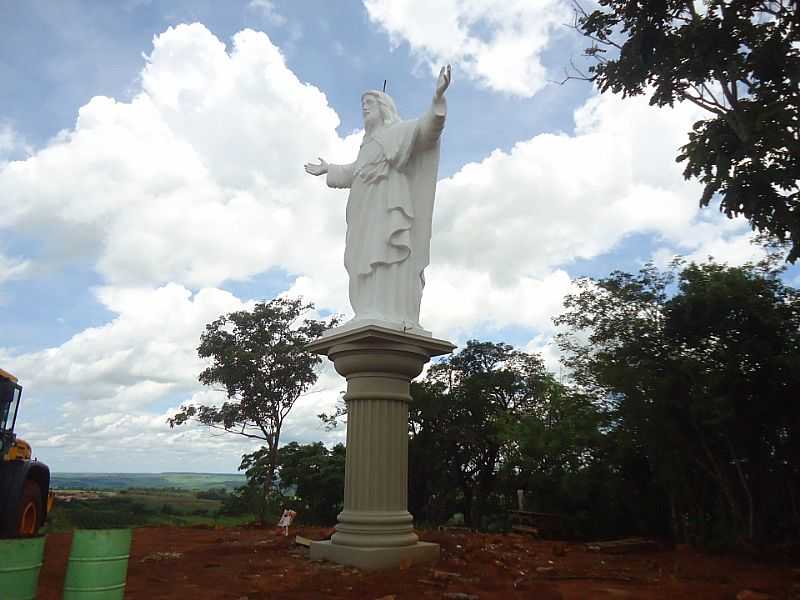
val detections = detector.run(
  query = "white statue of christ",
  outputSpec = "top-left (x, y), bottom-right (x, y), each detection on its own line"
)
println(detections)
top-left (305, 65), bottom-right (451, 334)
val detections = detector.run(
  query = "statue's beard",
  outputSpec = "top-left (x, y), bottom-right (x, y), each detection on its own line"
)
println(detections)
top-left (363, 112), bottom-right (382, 134)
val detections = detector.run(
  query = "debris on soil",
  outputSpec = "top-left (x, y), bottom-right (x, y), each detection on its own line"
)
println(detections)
top-left (537, 565), bottom-right (557, 574)
top-left (432, 569), bottom-right (462, 580)
top-left (294, 535), bottom-right (312, 548)
top-left (584, 538), bottom-right (663, 554)
top-left (736, 591), bottom-right (773, 600)
top-left (442, 593), bottom-right (480, 600)
top-left (140, 551), bottom-right (183, 562)
top-left (255, 539), bottom-right (275, 546)
top-left (511, 524), bottom-right (539, 536)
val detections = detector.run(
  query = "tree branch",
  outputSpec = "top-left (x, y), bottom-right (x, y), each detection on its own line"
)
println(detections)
top-left (570, 0), bottom-right (623, 49)
top-left (186, 418), bottom-right (267, 441)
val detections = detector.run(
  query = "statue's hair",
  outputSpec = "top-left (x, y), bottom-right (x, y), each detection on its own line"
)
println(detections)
top-left (362, 91), bottom-right (401, 126)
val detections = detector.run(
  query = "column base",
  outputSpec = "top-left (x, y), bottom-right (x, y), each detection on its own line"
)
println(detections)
top-left (309, 540), bottom-right (440, 571)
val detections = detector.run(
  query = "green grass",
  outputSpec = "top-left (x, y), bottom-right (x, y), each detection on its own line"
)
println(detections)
top-left (50, 472), bottom-right (246, 492)
top-left (43, 489), bottom-right (255, 533)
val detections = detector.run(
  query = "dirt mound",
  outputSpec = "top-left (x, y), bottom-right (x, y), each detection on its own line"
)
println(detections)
top-left (36, 526), bottom-right (797, 599)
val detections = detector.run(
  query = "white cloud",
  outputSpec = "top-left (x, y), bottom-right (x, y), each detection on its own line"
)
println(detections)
top-left (422, 266), bottom-right (573, 336)
top-left (363, 0), bottom-right (570, 97)
top-left (0, 24), bottom-right (356, 294)
top-left (247, 0), bottom-right (287, 26)
top-left (9, 284), bottom-right (251, 408)
top-left (5, 279), bottom-right (349, 470)
top-left (652, 230), bottom-right (765, 270)
top-left (0, 122), bottom-right (31, 164)
top-left (0, 253), bottom-right (31, 284)
top-left (430, 90), bottom-right (757, 291)
top-left (0, 124), bottom-right (15, 155)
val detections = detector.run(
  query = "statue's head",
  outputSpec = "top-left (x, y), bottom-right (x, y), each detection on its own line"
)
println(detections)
top-left (361, 91), bottom-right (400, 131)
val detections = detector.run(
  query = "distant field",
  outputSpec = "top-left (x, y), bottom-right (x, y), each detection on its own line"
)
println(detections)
top-left (51, 472), bottom-right (246, 491)
top-left (44, 487), bottom-right (254, 532)
top-left (44, 472), bottom-right (258, 533)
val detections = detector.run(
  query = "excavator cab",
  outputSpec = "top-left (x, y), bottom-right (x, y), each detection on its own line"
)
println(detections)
top-left (0, 368), bottom-right (52, 537)
top-left (0, 371), bottom-right (22, 457)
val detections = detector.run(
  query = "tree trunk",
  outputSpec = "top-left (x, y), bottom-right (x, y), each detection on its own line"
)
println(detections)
top-left (669, 492), bottom-right (685, 544)
top-left (463, 486), bottom-right (474, 527)
top-left (727, 439), bottom-right (755, 543)
top-left (695, 431), bottom-right (746, 539)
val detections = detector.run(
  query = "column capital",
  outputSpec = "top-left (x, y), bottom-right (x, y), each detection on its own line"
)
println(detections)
top-left (308, 324), bottom-right (455, 366)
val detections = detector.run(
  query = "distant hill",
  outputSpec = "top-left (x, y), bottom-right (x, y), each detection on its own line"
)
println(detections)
top-left (51, 472), bottom-right (246, 491)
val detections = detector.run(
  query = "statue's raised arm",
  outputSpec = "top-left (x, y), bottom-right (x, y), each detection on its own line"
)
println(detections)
top-left (305, 66), bottom-right (452, 335)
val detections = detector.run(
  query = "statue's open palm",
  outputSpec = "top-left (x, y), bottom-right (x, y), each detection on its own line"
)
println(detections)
top-left (435, 64), bottom-right (451, 99)
top-left (304, 157), bottom-right (328, 176)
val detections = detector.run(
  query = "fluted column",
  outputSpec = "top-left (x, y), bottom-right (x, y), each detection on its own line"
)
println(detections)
top-left (306, 324), bottom-right (454, 570)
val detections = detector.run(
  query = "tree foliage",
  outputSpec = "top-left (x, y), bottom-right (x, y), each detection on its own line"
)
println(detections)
top-left (276, 441), bottom-right (345, 524)
top-left (555, 257), bottom-right (800, 544)
top-left (409, 341), bottom-right (562, 528)
top-left (404, 259), bottom-right (800, 546)
top-left (408, 341), bottom-right (632, 538)
top-left (168, 297), bottom-right (335, 493)
top-left (574, 0), bottom-right (800, 260)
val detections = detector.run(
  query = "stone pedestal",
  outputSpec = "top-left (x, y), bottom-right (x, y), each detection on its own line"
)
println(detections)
top-left (307, 324), bottom-right (454, 570)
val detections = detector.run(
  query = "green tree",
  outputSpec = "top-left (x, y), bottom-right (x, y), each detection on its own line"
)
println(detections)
top-left (410, 341), bottom-right (553, 528)
top-left (408, 379), bottom-right (461, 525)
top-left (573, 0), bottom-right (800, 260)
top-left (276, 441), bottom-right (346, 524)
top-left (555, 257), bottom-right (800, 545)
top-left (169, 297), bottom-right (336, 495)
top-left (500, 382), bottom-right (626, 538)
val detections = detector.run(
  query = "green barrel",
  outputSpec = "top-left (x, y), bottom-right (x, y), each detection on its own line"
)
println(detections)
top-left (63, 529), bottom-right (133, 599)
top-left (0, 535), bottom-right (46, 600)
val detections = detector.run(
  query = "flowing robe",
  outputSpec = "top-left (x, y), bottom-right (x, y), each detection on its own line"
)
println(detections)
top-left (326, 97), bottom-right (446, 329)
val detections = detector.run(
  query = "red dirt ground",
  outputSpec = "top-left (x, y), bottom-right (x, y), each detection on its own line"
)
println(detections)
top-left (36, 526), bottom-right (798, 599)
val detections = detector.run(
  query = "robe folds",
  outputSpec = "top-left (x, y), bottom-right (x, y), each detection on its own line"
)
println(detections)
top-left (326, 97), bottom-right (446, 328)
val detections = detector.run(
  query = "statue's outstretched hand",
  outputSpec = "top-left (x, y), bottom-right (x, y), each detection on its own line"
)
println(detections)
top-left (304, 157), bottom-right (329, 176)
top-left (435, 64), bottom-right (451, 100)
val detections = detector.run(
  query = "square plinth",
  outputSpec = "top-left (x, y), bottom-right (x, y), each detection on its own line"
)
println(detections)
top-left (309, 540), bottom-right (440, 571)
top-left (307, 323), bottom-right (455, 357)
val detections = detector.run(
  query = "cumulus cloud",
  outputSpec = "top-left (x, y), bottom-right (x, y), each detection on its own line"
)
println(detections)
top-left (9, 284), bottom-right (251, 407)
top-left (363, 0), bottom-right (570, 97)
top-left (431, 90), bottom-right (757, 295)
top-left (8, 281), bottom-right (345, 471)
top-left (0, 24), bottom-right (356, 299)
top-left (422, 267), bottom-right (573, 336)
top-left (17, 406), bottom-right (266, 472)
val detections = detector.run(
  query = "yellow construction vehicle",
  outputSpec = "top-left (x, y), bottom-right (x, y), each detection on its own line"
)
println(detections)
top-left (0, 368), bottom-right (53, 536)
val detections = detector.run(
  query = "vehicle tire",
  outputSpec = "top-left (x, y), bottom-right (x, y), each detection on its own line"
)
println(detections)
top-left (17, 480), bottom-right (41, 536)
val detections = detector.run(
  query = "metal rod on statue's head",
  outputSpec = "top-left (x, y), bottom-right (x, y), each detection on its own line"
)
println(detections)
top-left (383, 79), bottom-right (387, 93)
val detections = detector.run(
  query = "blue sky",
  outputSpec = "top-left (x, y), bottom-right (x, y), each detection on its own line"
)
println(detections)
top-left (0, 0), bottom-right (780, 473)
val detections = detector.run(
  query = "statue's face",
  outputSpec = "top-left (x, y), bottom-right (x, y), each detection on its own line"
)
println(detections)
top-left (362, 94), bottom-right (382, 129)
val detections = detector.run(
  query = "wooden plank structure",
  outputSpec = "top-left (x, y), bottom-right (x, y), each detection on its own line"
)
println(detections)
top-left (509, 510), bottom-right (564, 538)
